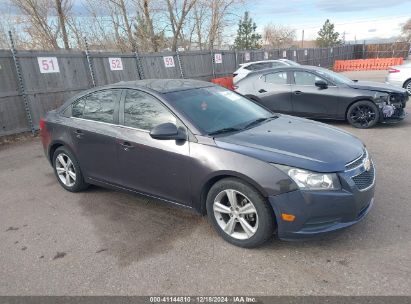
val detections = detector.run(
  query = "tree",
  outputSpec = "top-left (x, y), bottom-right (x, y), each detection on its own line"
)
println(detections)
top-left (316, 19), bottom-right (341, 47)
top-left (402, 18), bottom-right (411, 42)
top-left (166, 0), bottom-right (197, 52)
top-left (234, 11), bottom-right (261, 50)
top-left (263, 24), bottom-right (295, 49)
top-left (55, 0), bottom-right (70, 49)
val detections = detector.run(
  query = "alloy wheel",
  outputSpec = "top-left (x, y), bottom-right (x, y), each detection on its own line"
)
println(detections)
top-left (349, 105), bottom-right (377, 128)
top-left (55, 153), bottom-right (76, 187)
top-left (406, 81), bottom-right (411, 95)
top-left (213, 189), bottom-right (259, 240)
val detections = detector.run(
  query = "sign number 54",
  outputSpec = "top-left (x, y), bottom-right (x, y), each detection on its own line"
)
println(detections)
top-left (37, 57), bottom-right (60, 73)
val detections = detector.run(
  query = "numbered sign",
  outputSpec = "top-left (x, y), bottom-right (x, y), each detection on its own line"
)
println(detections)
top-left (304, 49), bottom-right (308, 56)
top-left (293, 50), bottom-right (297, 57)
top-left (214, 53), bottom-right (222, 64)
top-left (244, 52), bottom-right (250, 61)
top-left (37, 57), bottom-right (60, 73)
top-left (264, 51), bottom-right (269, 60)
top-left (109, 58), bottom-right (123, 71)
top-left (282, 51), bottom-right (287, 58)
top-left (163, 56), bottom-right (175, 68)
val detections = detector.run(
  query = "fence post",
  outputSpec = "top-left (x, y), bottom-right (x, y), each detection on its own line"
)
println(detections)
top-left (176, 50), bottom-right (185, 79)
top-left (134, 51), bottom-right (144, 80)
top-left (84, 37), bottom-right (96, 87)
top-left (234, 50), bottom-right (238, 69)
top-left (8, 31), bottom-right (35, 135)
top-left (211, 50), bottom-right (216, 79)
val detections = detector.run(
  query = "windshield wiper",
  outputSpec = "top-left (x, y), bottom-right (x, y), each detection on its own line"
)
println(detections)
top-left (208, 127), bottom-right (241, 136)
top-left (242, 116), bottom-right (278, 130)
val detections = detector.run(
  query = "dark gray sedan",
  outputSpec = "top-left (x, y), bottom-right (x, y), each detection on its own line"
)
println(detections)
top-left (40, 79), bottom-right (374, 248)
top-left (235, 66), bottom-right (408, 128)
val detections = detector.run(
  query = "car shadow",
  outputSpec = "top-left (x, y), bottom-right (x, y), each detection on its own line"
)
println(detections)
top-left (76, 185), bottom-right (203, 267)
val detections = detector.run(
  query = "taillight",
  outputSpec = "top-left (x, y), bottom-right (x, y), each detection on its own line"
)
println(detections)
top-left (388, 68), bottom-right (400, 73)
top-left (39, 118), bottom-right (45, 131)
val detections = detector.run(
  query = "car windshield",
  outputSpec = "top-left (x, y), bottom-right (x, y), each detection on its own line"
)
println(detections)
top-left (315, 67), bottom-right (353, 84)
top-left (165, 86), bottom-right (274, 135)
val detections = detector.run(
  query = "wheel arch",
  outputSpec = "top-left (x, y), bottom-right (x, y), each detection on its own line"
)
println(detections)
top-left (198, 171), bottom-right (269, 215)
top-left (344, 98), bottom-right (376, 121)
top-left (402, 78), bottom-right (411, 88)
top-left (48, 140), bottom-right (75, 164)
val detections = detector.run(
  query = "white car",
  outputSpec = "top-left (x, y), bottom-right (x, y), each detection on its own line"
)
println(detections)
top-left (386, 62), bottom-right (411, 95)
top-left (233, 59), bottom-right (300, 84)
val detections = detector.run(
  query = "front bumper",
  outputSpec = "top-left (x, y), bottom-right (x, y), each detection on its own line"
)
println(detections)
top-left (268, 166), bottom-right (375, 240)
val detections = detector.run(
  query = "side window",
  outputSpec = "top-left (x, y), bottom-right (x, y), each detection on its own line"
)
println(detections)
top-left (244, 64), bottom-right (256, 71)
top-left (71, 90), bottom-right (119, 123)
top-left (72, 99), bottom-right (85, 118)
top-left (294, 71), bottom-right (326, 86)
top-left (271, 62), bottom-right (285, 68)
top-left (124, 90), bottom-right (176, 131)
top-left (264, 72), bottom-right (288, 85)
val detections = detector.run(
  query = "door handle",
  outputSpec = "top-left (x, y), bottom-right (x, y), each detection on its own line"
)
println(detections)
top-left (120, 141), bottom-right (134, 151)
top-left (258, 89), bottom-right (267, 93)
top-left (74, 129), bottom-right (84, 138)
top-left (293, 90), bottom-right (302, 95)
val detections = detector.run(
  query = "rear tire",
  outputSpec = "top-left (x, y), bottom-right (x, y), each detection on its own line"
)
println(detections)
top-left (53, 146), bottom-right (88, 192)
top-left (206, 178), bottom-right (275, 248)
top-left (403, 79), bottom-right (411, 95)
top-left (347, 100), bottom-right (379, 129)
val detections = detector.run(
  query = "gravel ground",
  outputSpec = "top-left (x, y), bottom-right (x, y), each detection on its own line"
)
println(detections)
top-left (0, 70), bottom-right (410, 295)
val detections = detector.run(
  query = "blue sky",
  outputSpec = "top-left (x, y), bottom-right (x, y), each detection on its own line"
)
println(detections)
top-left (241, 0), bottom-right (411, 41)
top-left (2, 0), bottom-right (410, 42)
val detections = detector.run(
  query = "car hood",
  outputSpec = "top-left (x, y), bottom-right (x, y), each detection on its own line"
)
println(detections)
top-left (215, 115), bottom-right (364, 173)
top-left (347, 80), bottom-right (406, 93)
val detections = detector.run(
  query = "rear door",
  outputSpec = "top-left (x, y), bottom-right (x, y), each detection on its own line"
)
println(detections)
top-left (69, 89), bottom-right (121, 183)
top-left (253, 70), bottom-right (293, 113)
top-left (290, 70), bottom-right (340, 118)
top-left (116, 89), bottom-right (191, 205)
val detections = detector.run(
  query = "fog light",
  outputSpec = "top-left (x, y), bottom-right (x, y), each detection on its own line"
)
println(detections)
top-left (281, 213), bottom-right (296, 222)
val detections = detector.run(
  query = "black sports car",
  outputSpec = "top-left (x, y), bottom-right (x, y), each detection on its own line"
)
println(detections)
top-left (234, 66), bottom-right (408, 128)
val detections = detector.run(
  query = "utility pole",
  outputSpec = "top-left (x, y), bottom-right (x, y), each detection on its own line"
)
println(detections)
top-left (301, 30), bottom-right (304, 48)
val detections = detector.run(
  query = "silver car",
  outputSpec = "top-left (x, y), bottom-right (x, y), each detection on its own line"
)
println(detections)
top-left (386, 62), bottom-right (411, 94)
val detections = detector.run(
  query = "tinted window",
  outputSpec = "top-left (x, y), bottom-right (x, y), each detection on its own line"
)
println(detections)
top-left (294, 71), bottom-right (326, 86)
top-left (72, 90), bottom-right (119, 123)
top-left (72, 99), bottom-right (85, 118)
top-left (271, 62), bottom-right (286, 68)
top-left (265, 72), bottom-right (287, 84)
top-left (165, 86), bottom-right (272, 134)
top-left (244, 62), bottom-right (272, 71)
top-left (124, 90), bottom-right (176, 131)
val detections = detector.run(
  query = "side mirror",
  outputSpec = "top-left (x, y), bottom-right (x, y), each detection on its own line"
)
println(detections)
top-left (150, 122), bottom-right (186, 140)
top-left (315, 80), bottom-right (328, 89)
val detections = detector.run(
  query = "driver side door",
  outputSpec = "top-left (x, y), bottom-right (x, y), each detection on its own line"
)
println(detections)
top-left (290, 70), bottom-right (340, 118)
top-left (116, 89), bottom-right (192, 206)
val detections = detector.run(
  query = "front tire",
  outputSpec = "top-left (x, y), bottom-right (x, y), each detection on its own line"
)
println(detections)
top-left (347, 100), bottom-right (379, 128)
top-left (403, 79), bottom-right (411, 95)
top-left (53, 146), bottom-right (88, 192)
top-left (206, 178), bottom-right (275, 248)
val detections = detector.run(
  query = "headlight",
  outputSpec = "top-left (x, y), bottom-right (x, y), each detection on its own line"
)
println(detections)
top-left (374, 92), bottom-right (389, 105)
top-left (273, 164), bottom-right (341, 191)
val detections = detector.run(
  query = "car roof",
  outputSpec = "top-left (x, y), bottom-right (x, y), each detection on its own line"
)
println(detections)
top-left (246, 65), bottom-right (321, 75)
top-left (239, 59), bottom-right (294, 67)
top-left (110, 79), bottom-right (214, 93)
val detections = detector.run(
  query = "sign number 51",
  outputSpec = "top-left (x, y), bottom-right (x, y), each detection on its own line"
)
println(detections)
top-left (37, 57), bottom-right (60, 73)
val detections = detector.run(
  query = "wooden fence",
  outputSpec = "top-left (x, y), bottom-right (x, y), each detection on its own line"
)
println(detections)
top-left (0, 42), bottom-right (407, 136)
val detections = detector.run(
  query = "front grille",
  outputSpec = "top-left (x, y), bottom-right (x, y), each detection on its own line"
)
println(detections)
top-left (352, 163), bottom-right (375, 190)
top-left (345, 150), bottom-right (367, 170)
